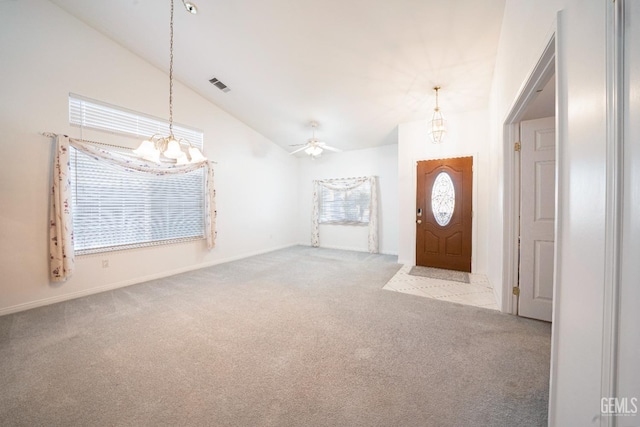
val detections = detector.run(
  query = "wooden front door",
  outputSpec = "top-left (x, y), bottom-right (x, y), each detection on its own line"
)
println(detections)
top-left (416, 157), bottom-right (472, 272)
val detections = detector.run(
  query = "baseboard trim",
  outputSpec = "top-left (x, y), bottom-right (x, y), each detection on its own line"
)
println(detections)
top-left (488, 276), bottom-right (503, 313)
top-left (296, 242), bottom-right (398, 256)
top-left (0, 243), bottom-right (298, 316)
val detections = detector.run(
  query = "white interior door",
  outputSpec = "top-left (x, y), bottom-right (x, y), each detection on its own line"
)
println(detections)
top-left (519, 116), bottom-right (555, 321)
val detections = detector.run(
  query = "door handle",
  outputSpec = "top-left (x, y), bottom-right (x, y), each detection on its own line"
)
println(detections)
top-left (416, 220), bottom-right (422, 224)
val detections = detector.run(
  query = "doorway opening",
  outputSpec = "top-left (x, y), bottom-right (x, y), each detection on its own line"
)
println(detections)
top-left (502, 35), bottom-right (556, 320)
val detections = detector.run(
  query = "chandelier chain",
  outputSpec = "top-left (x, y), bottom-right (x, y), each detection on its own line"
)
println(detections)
top-left (169, 0), bottom-right (174, 136)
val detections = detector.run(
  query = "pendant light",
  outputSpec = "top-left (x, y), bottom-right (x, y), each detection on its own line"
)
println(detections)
top-left (134, 0), bottom-right (206, 164)
top-left (429, 86), bottom-right (446, 144)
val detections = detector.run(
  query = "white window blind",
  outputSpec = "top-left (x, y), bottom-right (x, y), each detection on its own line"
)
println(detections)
top-left (319, 181), bottom-right (371, 225)
top-left (68, 94), bottom-right (205, 254)
top-left (69, 93), bottom-right (203, 146)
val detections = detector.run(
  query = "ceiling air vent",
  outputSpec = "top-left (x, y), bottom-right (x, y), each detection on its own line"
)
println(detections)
top-left (209, 77), bottom-right (230, 93)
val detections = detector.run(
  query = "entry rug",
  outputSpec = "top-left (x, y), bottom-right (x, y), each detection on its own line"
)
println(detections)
top-left (408, 266), bottom-right (470, 283)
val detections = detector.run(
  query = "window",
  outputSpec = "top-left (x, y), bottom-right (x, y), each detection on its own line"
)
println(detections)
top-left (431, 171), bottom-right (455, 226)
top-left (68, 94), bottom-right (205, 254)
top-left (69, 94), bottom-right (203, 145)
top-left (318, 180), bottom-right (371, 225)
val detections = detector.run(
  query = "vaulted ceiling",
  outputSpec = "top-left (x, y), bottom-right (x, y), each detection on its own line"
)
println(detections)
top-left (50, 0), bottom-right (506, 152)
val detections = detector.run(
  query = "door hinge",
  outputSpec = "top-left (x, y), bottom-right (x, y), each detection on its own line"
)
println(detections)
top-left (514, 142), bottom-right (521, 152)
top-left (512, 286), bottom-right (520, 296)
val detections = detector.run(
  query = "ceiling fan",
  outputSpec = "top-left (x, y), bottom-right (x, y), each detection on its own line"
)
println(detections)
top-left (289, 121), bottom-right (342, 158)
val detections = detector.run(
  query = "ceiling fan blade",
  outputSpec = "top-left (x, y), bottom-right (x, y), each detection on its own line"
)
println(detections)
top-left (289, 143), bottom-right (306, 147)
top-left (322, 145), bottom-right (342, 153)
top-left (289, 145), bottom-right (309, 155)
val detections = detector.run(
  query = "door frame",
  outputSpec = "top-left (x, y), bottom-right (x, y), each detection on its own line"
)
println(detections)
top-left (502, 34), bottom-right (556, 316)
top-left (411, 153), bottom-right (478, 272)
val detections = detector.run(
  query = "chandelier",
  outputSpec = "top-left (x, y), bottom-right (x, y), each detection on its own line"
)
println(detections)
top-left (134, 0), bottom-right (206, 165)
top-left (429, 86), bottom-right (446, 144)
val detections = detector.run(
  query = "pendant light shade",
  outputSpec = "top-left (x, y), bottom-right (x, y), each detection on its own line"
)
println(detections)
top-left (188, 146), bottom-right (207, 163)
top-left (163, 138), bottom-right (184, 159)
top-left (429, 86), bottom-right (446, 144)
top-left (175, 152), bottom-right (190, 165)
top-left (133, 139), bottom-right (159, 162)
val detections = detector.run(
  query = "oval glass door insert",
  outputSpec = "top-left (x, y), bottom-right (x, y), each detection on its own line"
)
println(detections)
top-left (431, 171), bottom-right (455, 226)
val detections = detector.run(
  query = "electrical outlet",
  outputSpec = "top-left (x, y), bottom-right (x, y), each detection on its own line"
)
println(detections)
top-left (102, 260), bottom-right (109, 268)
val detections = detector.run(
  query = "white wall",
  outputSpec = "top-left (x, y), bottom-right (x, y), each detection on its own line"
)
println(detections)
top-left (0, 0), bottom-right (298, 314)
top-left (487, 0), bottom-right (570, 309)
top-left (397, 109), bottom-right (490, 275)
top-left (296, 144), bottom-right (398, 255)
top-left (490, 0), bottom-right (640, 424)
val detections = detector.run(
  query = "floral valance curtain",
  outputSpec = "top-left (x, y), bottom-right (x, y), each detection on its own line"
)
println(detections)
top-left (49, 135), bottom-right (216, 282)
top-left (311, 176), bottom-right (378, 253)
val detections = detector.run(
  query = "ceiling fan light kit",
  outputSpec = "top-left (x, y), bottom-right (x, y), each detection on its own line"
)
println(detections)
top-left (305, 145), bottom-right (324, 157)
top-left (429, 86), bottom-right (447, 144)
top-left (134, 0), bottom-right (206, 164)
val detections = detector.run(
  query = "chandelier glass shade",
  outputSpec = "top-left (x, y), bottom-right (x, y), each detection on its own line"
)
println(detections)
top-left (134, 134), bottom-right (206, 165)
top-left (429, 86), bottom-right (446, 144)
top-left (134, 0), bottom-right (206, 164)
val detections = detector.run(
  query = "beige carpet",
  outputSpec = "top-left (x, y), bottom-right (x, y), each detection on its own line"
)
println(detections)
top-left (0, 246), bottom-right (551, 426)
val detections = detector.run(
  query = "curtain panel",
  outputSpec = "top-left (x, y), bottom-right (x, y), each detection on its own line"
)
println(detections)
top-left (49, 136), bottom-right (74, 282)
top-left (311, 176), bottom-right (378, 253)
top-left (49, 135), bottom-right (216, 282)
